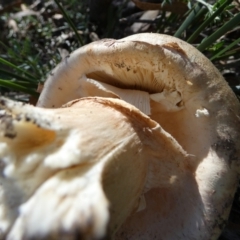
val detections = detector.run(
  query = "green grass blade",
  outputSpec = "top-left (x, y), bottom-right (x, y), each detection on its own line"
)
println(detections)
top-left (54, 0), bottom-right (84, 46)
top-left (195, 0), bottom-right (213, 12)
top-left (11, 81), bottom-right (38, 88)
top-left (211, 37), bottom-right (240, 60)
top-left (156, 11), bottom-right (166, 33)
top-left (211, 48), bottom-right (240, 60)
top-left (0, 68), bottom-right (37, 83)
top-left (187, 0), bottom-right (233, 43)
top-left (197, 12), bottom-right (240, 52)
top-left (174, 3), bottom-right (202, 38)
top-left (0, 79), bottom-right (39, 96)
top-left (0, 42), bottom-right (43, 79)
top-left (0, 58), bottom-right (37, 82)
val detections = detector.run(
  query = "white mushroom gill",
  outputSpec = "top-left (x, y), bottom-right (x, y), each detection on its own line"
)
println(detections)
top-left (0, 33), bottom-right (240, 240)
top-left (78, 77), bottom-right (151, 115)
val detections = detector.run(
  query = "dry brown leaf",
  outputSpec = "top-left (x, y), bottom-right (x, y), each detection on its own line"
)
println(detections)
top-left (132, 0), bottom-right (188, 15)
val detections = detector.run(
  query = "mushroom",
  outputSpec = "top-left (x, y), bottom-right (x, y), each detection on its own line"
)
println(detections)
top-left (0, 33), bottom-right (240, 240)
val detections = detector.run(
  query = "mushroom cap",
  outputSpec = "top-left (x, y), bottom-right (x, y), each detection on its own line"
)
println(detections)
top-left (2, 33), bottom-right (240, 239)
top-left (0, 96), bottom-right (189, 239)
top-left (37, 33), bottom-right (240, 239)
top-left (118, 34), bottom-right (240, 240)
top-left (37, 33), bottom-right (240, 171)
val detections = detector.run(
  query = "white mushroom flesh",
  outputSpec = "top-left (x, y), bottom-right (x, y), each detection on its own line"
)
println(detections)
top-left (0, 33), bottom-right (240, 240)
